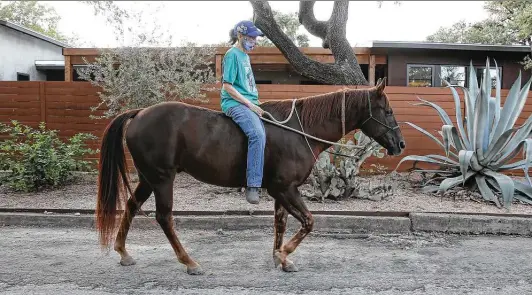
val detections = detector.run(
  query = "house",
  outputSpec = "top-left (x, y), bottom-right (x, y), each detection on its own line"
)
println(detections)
top-left (0, 20), bottom-right (68, 81)
top-left (371, 41), bottom-right (532, 89)
top-left (62, 41), bottom-right (532, 88)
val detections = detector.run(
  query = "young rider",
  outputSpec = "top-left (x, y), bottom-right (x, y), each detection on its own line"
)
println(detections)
top-left (220, 20), bottom-right (265, 204)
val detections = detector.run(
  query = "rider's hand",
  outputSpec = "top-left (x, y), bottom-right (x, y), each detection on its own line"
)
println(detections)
top-left (248, 103), bottom-right (264, 117)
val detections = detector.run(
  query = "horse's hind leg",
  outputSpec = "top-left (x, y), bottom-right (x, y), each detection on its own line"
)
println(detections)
top-left (114, 174), bottom-right (153, 266)
top-left (269, 185), bottom-right (314, 272)
top-left (153, 173), bottom-right (204, 275)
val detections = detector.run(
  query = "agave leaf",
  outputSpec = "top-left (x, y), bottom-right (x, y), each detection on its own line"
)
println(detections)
top-left (412, 169), bottom-right (455, 174)
top-left (506, 77), bottom-right (532, 131)
top-left (439, 171), bottom-right (475, 192)
top-left (449, 125), bottom-right (464, 153)
top-left (394, 155), bottom-right (458, 171)
top-left (473, 62), bottom-right (491, 158)
top-left (443, 80), bottom-right (470, 149)
top-left (414, 96), bottom-right (453, 126)
top-left (493, 141), bottom-right (525, 170)
top-left (482, 128), bottom-right (516, 165)
top-left (483, 170), bottom-right (515, 208)
top-left (514, 194), bottom-right (532, 205)
top-left (514, 181), bottom-right (532, 204)
top-left (475, 174), bottom-right (501, 207)
top-left (491, 59), bottom-right (502, 142)
top-left (442, 125), bottom-right (453, 157)
top-left (467, 61), bottom-right (479, 117)
top-left (404, 122), bottom-right (445, 148)
top-left (491, 71), bottom-right (522, 142)
top-left (422, 185), bottom-right (440, 193)
top-left (459, 150), bottom-right (474, 183)
top-left (425, 154), bottom-right (459, 165)
top-left (485, 96), bottom-right (496, 151)
top-left (494, 120), bottom-right (532, 166)
top-left (499, 159), bottom-right (528, 171)
top-left (405, 122), bottom-right (459, 159)
top-left (453, 85), bottom-right (476, 143)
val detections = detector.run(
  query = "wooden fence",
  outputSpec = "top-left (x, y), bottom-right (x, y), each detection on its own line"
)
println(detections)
top-left (0, 81), bottom-right (530, 174)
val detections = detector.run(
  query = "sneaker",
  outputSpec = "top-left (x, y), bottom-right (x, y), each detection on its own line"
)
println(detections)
top-left (245, 187), bottom-right (260, 204)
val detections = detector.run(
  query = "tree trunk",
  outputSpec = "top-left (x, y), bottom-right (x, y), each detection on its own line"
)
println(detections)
top-left (250, 1), bottom-right (368, 85)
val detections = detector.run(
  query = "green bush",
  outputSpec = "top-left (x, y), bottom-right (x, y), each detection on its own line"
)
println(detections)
top-left (0, 121), bottom-right (99, 192)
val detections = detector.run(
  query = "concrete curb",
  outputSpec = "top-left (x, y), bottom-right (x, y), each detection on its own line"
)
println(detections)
top-left (0, 212), bottom-right (412, 234)
top-left (1, 212), bottom-right (531, 236)
top-left (411, 213), bottom-right (532, 236)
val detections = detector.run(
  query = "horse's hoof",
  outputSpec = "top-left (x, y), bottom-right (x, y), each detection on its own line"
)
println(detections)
top-left (120, 256), bottom-right (136, 266)
top-left (187, 265), bottom-right (205, 275)
top-left (273, 254), bottom-right (283, 268)
top-left (282, 261), bottom-right (298, 272)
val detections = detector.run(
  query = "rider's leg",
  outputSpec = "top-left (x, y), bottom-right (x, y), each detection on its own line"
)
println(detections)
top-left (225, 104), bottom-right (266, 204)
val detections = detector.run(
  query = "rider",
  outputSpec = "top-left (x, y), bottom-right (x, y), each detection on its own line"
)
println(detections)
top-left (221, 20), bottom-right (265, 205)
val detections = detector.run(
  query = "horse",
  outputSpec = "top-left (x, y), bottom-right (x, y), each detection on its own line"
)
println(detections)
top-left (95, 78), bottom-right (405, 275)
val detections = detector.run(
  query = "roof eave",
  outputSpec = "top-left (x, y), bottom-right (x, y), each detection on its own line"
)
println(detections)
top-left (371, 40), bottom-right (531, 53)
top-left (0, 20), bottom-right (70, 48)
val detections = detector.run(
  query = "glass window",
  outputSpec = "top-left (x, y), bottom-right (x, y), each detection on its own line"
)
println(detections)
top-left (408, 65), bottom-right (433, 87)
top-left (476, 67), bottom-right (502, 88)
top-left (17, 73), bottom-right (29, 81)
top-left (441, 66), bottom-right (466, 87)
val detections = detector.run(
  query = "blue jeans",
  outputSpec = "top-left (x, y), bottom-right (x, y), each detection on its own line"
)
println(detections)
top-left (225, 104), bottom-right (266, 188)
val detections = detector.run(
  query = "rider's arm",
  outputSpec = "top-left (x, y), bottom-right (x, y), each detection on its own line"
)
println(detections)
top-left (222, 83), bottom-right (255, 108)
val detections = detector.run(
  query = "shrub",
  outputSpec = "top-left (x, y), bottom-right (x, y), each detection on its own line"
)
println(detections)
top-left (397, 59), bottom-right (532, 208)
top-left (0, 121), bottom-right (99, 192)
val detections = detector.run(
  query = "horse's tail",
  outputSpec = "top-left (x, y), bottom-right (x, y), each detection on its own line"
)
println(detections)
top-left (96, 108), bottom-right (142, 249)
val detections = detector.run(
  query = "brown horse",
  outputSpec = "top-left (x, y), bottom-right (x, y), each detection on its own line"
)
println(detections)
top-left (95, 78), bottom-right (405, 275)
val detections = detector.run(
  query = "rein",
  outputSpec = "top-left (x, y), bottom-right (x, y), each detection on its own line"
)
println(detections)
top-left (260, 89), bottom-right (356, 150)
top-left (260, 89), bottom-right (399, 160)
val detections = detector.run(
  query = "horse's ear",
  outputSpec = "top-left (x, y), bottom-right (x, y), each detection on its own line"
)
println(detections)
top-left (376, 77), bottom-right (387, 94)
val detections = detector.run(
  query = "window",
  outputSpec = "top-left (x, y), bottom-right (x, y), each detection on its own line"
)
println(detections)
top-left (407, 65), bottom-right (433, 87)
top-left (16, 72), bottom-right (29, 81)
top-left (476, 67), bottom-right (502, 88)
top-left (440, 66), bottom-right (466, 87)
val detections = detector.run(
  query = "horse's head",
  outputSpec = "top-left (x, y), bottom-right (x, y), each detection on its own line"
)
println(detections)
top-left (354, 78), bottom-right (405, 156)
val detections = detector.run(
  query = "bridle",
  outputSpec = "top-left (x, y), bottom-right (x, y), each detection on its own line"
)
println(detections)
top-left (358, 90), bottom-right (400, 144)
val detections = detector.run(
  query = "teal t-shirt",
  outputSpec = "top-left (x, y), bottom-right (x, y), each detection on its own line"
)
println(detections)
top-left (220, 47), bottom-right (259, 113)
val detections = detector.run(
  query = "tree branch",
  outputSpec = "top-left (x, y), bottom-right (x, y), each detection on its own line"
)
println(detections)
top-left (250, 0), bottom-right (368, 85)
top-left (298, 1), bottom-right (329, 48)
top-left (328, 1), bottom-right (357, 65)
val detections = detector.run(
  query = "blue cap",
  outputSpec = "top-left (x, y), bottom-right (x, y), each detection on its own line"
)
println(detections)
top-left (233, 20), bottom-right (264, 37)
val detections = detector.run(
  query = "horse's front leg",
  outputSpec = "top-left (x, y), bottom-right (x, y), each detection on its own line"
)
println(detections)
top-left (269, 185), bottom-right (314, 272)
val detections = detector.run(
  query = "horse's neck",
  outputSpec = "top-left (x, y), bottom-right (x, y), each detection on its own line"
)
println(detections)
top-left (302, 94), bottom-right (360, 155)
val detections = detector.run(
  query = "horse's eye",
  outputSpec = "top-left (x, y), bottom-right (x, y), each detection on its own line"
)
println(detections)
top-left (385, 110), bottom-right (393, 116)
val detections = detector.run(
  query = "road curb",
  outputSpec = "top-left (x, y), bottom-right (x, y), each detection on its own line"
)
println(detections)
top-left (410, 213), bottom-right (532, 236)
top-left (0, 213), bottom-right (412, 234)
top-left (1, 212), bottom-right (531, 236)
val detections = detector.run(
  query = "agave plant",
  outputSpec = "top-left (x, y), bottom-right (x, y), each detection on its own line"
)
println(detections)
top-left (397, 59), bottom-right (532, 208)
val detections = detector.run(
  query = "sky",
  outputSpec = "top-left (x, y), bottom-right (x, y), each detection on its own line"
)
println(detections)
top-left (46, 1), bottom-right (489, 48)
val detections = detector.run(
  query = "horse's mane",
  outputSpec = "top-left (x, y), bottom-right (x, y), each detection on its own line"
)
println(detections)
top-left (261, 88), bottom-right (368, 130)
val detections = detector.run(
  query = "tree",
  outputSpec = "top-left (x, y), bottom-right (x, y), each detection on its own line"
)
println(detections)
top-left (251, 1), bottom-right (368, 85)
top-left (0, 1), bottom-right (78, 45)
top-left (77, 1), bottom-right (216, 118)
top-left (255, 10), bottom-right (310, 47)
top-left (426, 1), bottom-right (532, 69)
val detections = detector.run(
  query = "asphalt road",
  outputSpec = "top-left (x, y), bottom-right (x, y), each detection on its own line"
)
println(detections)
top-left (1, 226), bottom-right (532, 295)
